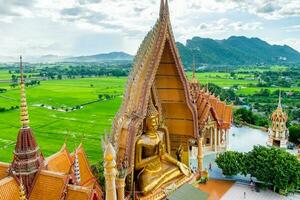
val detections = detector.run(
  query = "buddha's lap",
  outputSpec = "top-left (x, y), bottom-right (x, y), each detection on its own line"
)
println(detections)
top-left (138, 161), bottom-right (182, 190)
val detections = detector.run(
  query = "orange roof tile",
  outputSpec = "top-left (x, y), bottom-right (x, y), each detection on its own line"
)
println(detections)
top-left (72, 144), bottom-right (95, 186)
top-left (46, 143), bottom-right (72, 174)
top-left (194, 87), bottom-right (233, 130)
top-left (0, 177), bottom-right (19, 200)
top-left (29, 170), bottom-right (68, 200)
top-left (0, 162), bottom-right (9, 179)
top-left (65, 185), bottom-right (92, 200)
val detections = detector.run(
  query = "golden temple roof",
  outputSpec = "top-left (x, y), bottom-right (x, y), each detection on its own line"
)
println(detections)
top-left (111, 0), bottom-right (198, 168)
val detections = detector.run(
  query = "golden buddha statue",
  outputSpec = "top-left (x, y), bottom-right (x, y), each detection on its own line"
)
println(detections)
top-left (135, 100), bottom-right (190, 195)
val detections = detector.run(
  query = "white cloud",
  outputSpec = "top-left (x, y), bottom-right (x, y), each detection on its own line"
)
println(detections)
top-left (0, 0), bottom-right (299, 56)
top-left (269, 38), bottom-right (300, 52)
top-left (175, 18), bottom-right (263, 42)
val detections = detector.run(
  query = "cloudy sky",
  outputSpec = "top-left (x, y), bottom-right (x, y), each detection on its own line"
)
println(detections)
top-left (0, 0), bottom-right (300, 57)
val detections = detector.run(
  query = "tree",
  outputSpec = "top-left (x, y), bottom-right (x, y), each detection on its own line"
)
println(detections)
top-left (289, 125), bottom-right (300, 145)
top-left (245, 146), bottom-right (300, 193)
top-left (217, 146), bottom-right (300, 194)
top-left (215, 151), bottom-right (245, 176)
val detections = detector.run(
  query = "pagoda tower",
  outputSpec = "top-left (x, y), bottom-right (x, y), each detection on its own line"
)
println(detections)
top-left (9, 56), bottom-right (44, 197)
top-left (267, 91), bottom-right (288, 148)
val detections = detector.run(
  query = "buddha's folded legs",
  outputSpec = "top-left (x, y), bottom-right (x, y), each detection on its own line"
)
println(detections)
top-left (138, 162), bottom-right (182, 195)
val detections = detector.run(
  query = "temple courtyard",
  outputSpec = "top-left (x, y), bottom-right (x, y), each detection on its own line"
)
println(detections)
top-left (192, 126), bottom-right (300, 199)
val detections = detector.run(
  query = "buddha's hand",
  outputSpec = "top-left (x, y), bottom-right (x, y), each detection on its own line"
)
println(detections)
top-left (177, 162), bottom-right (191, 176)
top-left (158, 142), bottom-right (165, 156)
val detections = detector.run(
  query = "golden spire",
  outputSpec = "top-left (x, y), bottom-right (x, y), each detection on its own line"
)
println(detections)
top-left (19, 177), bottom-right (27, 200)
top-left (159, 0), bottom-right (164, 18)
top-left (278, 90), bottom-right (282, 109)
top-left (20, 56), bottom-right (29, 128)
top-left (165, 0), bottom-right (169, 16)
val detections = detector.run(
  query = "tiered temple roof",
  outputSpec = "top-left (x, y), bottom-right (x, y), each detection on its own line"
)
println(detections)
top-left (271, 92), bottom-right (287, 123)
top-left (0, 57), bottom-right (103, 200)
top-left (0, 143), bottom-right (104, 200)
top-left (189, 77), bottom-right (233, 131)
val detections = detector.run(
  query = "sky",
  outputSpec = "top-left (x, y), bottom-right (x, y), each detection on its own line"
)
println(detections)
top-left (0, 0), bottom-right (300, 57)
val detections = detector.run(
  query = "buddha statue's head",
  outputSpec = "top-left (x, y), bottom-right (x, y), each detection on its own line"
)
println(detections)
top-left (146, 100), bottom-right (159, 132)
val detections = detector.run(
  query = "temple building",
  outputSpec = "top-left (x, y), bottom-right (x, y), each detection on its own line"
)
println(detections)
top-left (0, 57), bottom-right (103, 200)
top-left (267, 92), bottom-right (288, 148)
top-left (106, 1), bottom-right (233, 199)
top-left (189, 72), bottom-right (232, 154)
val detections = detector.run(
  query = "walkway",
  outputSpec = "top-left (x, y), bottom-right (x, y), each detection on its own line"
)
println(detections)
top-left (221, 182), bottom-right (300, 200)
top-left (197, 180), bottom-right (235, 200)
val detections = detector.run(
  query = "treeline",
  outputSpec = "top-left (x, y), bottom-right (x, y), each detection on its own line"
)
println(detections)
top-left (0, 106), bottom-right (19, 112)
top-left (216, 146), bottom-right (300, 195)
top-left (39, 65), bottom-right (130, 79)
top-left (234, 108), bottom-right (269, 127)
top-left (10, 80), bottom-right (40, 88)
top-left (202, 83), bottom-right (242, 105)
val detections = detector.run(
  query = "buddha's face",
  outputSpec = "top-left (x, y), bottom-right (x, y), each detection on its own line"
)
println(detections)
top-left (146, 115), bottom-right (159, 131)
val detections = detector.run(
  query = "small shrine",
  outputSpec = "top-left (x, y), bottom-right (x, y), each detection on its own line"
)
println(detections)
top-left (267, 92), bottom-right (288, 148)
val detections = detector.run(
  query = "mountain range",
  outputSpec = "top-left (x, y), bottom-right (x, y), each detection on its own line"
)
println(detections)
top-left (1, 36), bottom-right (300, 65)
top-left (0, 52), bottom-right (134, 63)
top-left (177, 36), bottom-right (300, 66)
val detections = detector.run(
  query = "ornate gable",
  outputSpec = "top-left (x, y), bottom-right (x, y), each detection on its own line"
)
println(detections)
top-left (111, 0), bottom-right (198, 170)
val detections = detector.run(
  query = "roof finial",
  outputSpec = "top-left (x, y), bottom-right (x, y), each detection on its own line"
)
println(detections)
top-left (20, 56), bottom-right (29, 128)
top-left (278, 90), bottom-right (282, 109)
top-left (159, 0), bottom-right (164, 18)
top-left (165, 0), bottom-right (169, 16)
top-left (74, 148), bottom-right (81, 184)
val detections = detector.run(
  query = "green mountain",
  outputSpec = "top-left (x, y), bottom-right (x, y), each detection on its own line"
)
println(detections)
top-left (176, 36), bottom-right (300, 66)
top-left (64, 52), bottom-right (133, 62)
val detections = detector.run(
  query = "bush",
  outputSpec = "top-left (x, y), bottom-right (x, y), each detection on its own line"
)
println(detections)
top-left (289, 125), bottom-right (300, 145)
top-left (215, 151), bottom-right (245, 176)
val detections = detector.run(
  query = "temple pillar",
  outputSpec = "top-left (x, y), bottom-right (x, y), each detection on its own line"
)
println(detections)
top-left (116, 178), bottom-right (125, 200)
top-left (210, 128), bottom-right (213, 147)
top-left (218, 128), bottom-right (221, 149)
top-left (104, 142), bottom-right (117, 200)
top-left (225, 129), bottom-right (229, 150)
top-left (197, 137), bottom-right (203, 172)
top-left (214, 128), bottom-right (217, 152)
